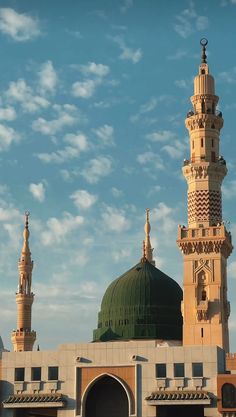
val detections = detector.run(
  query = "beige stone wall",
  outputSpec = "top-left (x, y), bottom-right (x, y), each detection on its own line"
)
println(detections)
top-left (0, 341), bottom-right (225, 417)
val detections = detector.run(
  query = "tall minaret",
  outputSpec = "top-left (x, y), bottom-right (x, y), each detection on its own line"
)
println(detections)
top-left (177, 39), bottom-right (233, 352)
top-left (11, 212), bottom-right (36, 352)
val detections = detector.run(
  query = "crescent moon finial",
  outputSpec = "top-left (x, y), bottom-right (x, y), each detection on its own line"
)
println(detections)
top-left (200, 38), bottom-right (208, 64)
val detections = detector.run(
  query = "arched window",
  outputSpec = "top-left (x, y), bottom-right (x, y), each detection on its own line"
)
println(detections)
top-left (201, 290), bottom-right (207, 301)
top-left (222, 383), bottom-right (236, 408)
top-left (85, 375), bottom-right (129, 417)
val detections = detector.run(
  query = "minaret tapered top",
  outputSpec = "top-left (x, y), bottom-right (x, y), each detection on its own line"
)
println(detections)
top-left (18, 211), bottom-right (33, 295)
top-left (142, 208), bottom-right (155, 265)
top-left (20, 211), bottom-right (31, 265)
top-left (193, 38), bottom-right (215, 96)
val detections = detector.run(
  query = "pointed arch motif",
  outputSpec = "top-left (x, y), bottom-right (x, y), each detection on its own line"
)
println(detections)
top-left (81, 372), bottom-right (133, 417)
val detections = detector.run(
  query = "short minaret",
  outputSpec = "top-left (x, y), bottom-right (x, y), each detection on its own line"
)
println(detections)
top-left (177, 39), bottom-right (233, 352)
top-left (11, 212), bottom-right (36, 352)
top-left (143, 208), bottom-right (155, 265)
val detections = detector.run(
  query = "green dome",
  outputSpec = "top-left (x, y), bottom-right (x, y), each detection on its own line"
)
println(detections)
top-left (93, 260), bottom-right (183, 342)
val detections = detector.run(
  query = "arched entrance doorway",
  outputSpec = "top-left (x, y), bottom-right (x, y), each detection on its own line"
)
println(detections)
top-left (85, 375), bottom-right (129, 417)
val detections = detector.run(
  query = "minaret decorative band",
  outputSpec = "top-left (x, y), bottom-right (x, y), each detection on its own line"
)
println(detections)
top-left (11, 212), bottom-right (36, 352)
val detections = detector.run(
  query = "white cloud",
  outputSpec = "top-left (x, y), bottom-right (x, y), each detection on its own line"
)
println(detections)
top-left (0, 8), bottom-right (40, 41)
top-left (196, 16), bottom-right (208, 30)
top-left (82, 156), bottom-right (113, 183)
top-left (60, 169), bottom-right (71, 181)
top-left (72, 79), bottom-right (99, 99)
top-left (146, 130), bottom-right (176, 142)
top-left (222, 180), bottom-right (236, 199)
top-left (40, 212), bottom-right (84, 246)
top-left (152, 202), bottom-right (176, 234)
top-left (32, 106), bottom-right (77, 135)
top-left (37, 132), bottom-right (88, 163)
top-left (162, 140), bottom-right (185, 159)
top-left (112, 248), bottom-right (131, 262)
top-left (167, 49), bottom-right (187, 60)
top-left (137, 151), bottom-right (164, 171)
top-left (38, 61), bottom-right (58, 94)
top-left (0, 107), bottom-right (16, 121)
top-left (72, 61), bottom-right (110, 99)
top-left (120, 0), bottom-right (133, 13)
top-left (93, 124), bottom-right (115, 147)
top-left (102, 205), bottom-right (130, 232)
top-left (228, 261), bottom-right (236, 279)
top-left (218, 67), bottom-right (236, 84)
top-left (174, 2), bottom-right (208, 38)
top-left (6, 79), bottom-right (50, 113)
top-left (0, 205), bottom-right (20, 221)
top-left (65, 29), bottom-right (83, 39)
top-left (3, 223), bottom-right (21, 250)
top-left (130, 96), bottom-right (173, 123)
top-left (111, 187), bottom-right (123, 198)
top-left (80, 62), bottom-right (110, 77)
top-left (0, 124), bottom-right (20, 151)
top-left (29, 182), bottom-right (46, 203)
top-left (174, 79), bottom-right (192, 89)
top-left (0, 185), bottom-right (9, 195)
top-left (64, 132), bottom-right (88, 150)
top-left (112, 36), bottom-right (142, 64)
top-left (70, 189), bottom-right (97, 210)
top-left (148, 185), bottom-right (161, 196)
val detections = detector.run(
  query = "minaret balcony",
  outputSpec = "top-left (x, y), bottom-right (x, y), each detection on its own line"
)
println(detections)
top-left (177, 224), bottom-right (233, 257)
top-left (12, 329), bottom-right (36, 337)
top-left (182, 160), bottom-right (227, 184)
top-left (185, 112), bottom-right (224, 131)
top-left (177, 224), bottom-right (231, 240)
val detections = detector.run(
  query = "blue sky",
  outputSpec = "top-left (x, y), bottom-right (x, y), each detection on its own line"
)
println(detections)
top-left (0, 0), bottom-right (236, 351)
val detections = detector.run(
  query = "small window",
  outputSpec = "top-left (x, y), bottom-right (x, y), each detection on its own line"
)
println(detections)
top-left (192, 140), bottom-right (194, 149)
top-left (48, 366), bottom-right (58, 380)
top-left (156, 363), bottom-right (166, 378)
top-left (211, 151), bottom-right (216, 162)
top-left (31, 367), bottom-right (41, 381)
top-left (201, 138), bottom-right (204, 147)
top-left (174, 363), bottom-right (184, 378)
top-left (212, 139), bottom-right (214, 147)
top-left (15, 368), bottom-right (25, 381)
top-left (192, 362), bottom-right (203, 377)
top-left (201, 328), bottom-right (204, 338)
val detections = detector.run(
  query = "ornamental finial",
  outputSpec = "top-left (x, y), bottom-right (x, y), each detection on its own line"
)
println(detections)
top-left (25, 211), bottom-right (30, 229)
top-left (200, 38), bottom-right (208, 64)
top-left (142, 208), bottom-right (155, 265)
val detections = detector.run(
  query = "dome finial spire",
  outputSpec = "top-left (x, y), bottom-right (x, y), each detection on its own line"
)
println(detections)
top-left (142, 208), bottom-right (155, 265)
top-left (200, 38), bottom-right (208, 64)
top-left (25, 210), bottom-right (29, 227)
top-left (22, 211), bottom-right (30, 252)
